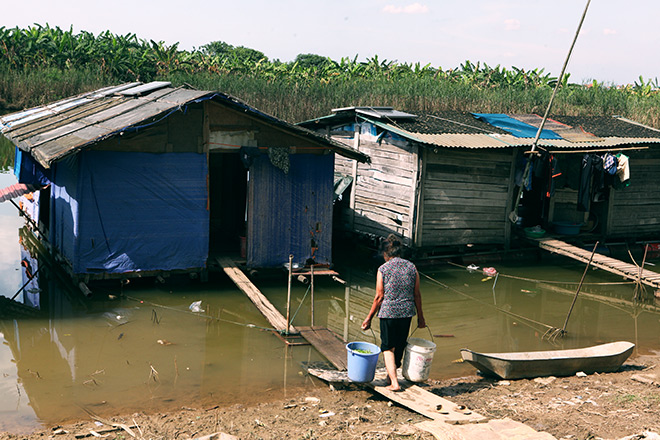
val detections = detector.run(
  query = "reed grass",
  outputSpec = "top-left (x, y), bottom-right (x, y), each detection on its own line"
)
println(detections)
top-left (0, 136), bottom-right (15, 172)
top-left (1, 24), bottom-right (659, 127)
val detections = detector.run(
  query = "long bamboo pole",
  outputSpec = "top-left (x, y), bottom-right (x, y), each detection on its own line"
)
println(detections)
top-left (509, 0), bottom-right (592, 223)
top-left (561, 241), bottom-right (599, 334)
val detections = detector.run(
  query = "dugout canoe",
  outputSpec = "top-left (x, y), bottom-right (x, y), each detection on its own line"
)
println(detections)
top-left (460, 341), bottom-right (635, 380)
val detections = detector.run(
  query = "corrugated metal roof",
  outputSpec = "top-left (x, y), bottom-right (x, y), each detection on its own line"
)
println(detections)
top-left (299, 108), bottom-right (660, 150)
top-left (372, 115), bottom-right (660, 149)
top-left (403, 132), bottom-right (660, 149)
top-left (1, 82), bottom-right (368, 168)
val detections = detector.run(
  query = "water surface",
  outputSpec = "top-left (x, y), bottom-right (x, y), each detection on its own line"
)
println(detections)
top-left (1, 170), bottom-right (659, 434)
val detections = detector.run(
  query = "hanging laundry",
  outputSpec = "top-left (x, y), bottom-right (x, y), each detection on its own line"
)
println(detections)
top-left (546, 155), bottom-right (562, 198)
top-left (603, 153), bottom-right (618, 175)
top-left (616, 153), bottom-right (630, 183)
top-left (591, 154), bottom-right (607, 202)
top-left (578, 154), bottom-right (595, 211)
top-left (523, 158), bottom-right (534, 191)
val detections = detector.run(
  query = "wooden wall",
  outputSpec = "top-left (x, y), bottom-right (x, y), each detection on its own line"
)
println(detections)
top-left (606, 147), bottom-right (660, 239)
top-left (335, 137), bottom-right (419, 242)
top-left (417, 148), bottom-right (515, 247)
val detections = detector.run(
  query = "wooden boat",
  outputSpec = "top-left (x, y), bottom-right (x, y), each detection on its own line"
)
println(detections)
top-left (460, 341), bottom-right (635, 380)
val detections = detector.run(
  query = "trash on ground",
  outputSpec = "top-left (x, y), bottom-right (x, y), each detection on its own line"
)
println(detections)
top-left (189, 300), bottom-right (204, 313)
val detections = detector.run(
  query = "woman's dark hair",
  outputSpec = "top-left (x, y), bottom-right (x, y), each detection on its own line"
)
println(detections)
top-left (384, 234), bottom-right (403, 258)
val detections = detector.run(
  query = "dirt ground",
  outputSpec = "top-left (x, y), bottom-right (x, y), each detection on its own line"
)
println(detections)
top-left (1, 354), bottom-right (658, 440)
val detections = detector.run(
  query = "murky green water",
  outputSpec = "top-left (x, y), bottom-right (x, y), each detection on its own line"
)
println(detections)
top-left (1, 170), bottom-right (660, 434)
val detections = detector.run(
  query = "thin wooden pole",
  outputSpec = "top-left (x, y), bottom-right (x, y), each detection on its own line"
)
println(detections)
top-left (561, 241), bottom-right (599, 333)
top-left (634, 244), bottom-right (649, 301)
top-left (11, 265), bottom-right (42, 301)
top-left (509, 0), bottom-right (591, 223)
top-left (525, 146), bottom-right (648, 155)
top-left (286, 254), bottom-right (293, 335)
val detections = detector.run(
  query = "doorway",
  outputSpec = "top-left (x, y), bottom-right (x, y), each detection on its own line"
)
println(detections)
top-left (209, 152), bottom-right (248, 255)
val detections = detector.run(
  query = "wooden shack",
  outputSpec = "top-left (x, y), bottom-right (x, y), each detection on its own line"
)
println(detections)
top-left (300, 107), bottom-right (660, 255)
top-left (0, 82), bottom-right (367, 280)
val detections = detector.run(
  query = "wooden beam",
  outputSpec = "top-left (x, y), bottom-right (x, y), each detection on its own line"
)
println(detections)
top-left (298, 326), bottom-right (347, 370)
top-left (537, 239), bottom-right (660, 289)
top-left (216, 257), bottom-right (297, 334)
top-left (306, 367), bottom-right (488, 425)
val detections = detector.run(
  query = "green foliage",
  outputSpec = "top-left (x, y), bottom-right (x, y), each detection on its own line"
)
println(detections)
top-left (1, 24), bottom-right (660, 128)
top-left (0, 136), bottom-right (14, 172)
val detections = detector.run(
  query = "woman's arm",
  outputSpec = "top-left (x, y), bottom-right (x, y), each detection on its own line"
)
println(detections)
top-left (413, 271), bottom-right (426, 328)
top-left (362, 270), bottom-right (384, 330)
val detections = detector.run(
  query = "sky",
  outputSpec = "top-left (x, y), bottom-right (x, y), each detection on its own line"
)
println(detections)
top-left (2, 0), bottom-right (660, 86)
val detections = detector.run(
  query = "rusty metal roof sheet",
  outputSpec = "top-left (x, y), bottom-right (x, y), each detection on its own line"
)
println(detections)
top-left (1, 82), bottom-right (368, 168)
top-left (364, 114), bottom-right (660, 150)
top-left (300, 108), bottom-right (660, 150)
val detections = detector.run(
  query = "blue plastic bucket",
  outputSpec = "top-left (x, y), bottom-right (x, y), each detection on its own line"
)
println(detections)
top-left (346, 341), bottom-right (381, 382)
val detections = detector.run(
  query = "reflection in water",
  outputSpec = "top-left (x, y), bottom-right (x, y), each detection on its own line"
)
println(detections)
top-left (1, 174), bottom-right (660, 434)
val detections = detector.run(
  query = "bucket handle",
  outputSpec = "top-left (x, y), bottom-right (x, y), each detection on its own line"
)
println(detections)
top-left (410, 325), bottom-right (434, 343)
top-left (359, 328), bottom-right (378, 345)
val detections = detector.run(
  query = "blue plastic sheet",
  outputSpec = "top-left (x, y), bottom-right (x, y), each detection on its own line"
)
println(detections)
top-left (14, 147), bottom-right (51, 186)
top-left (472, 113), bottom-right (562, 139)
top-left (51, 151), bottom-right (209, 274)
top-left (247, 153), bottom-right (333, 268)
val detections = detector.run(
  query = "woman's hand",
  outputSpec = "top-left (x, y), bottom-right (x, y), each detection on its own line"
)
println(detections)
top-left (417, 316), bottom-right (426, 329)
top-left (361, 318), bottom-right (371, 331)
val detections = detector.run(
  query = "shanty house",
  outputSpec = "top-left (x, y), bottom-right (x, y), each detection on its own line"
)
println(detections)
top-left (299, 107), bottom-right (660, 254)
top-left (0, 82), bottom-right (367, 279)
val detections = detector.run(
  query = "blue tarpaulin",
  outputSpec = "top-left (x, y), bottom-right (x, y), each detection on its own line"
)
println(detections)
top-left (14, 147), bottom-right (51, 186)
top-left (51, 151), bottom-right (209, 274)
top-left (472, 113), bottom-right (562, 139)
top-left (247, 153), bottom-right (333, 268)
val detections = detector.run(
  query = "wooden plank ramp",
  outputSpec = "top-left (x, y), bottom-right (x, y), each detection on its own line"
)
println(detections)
top-left (308, 368), bottom-right (556, 439)
top-left (307, 367), bottom-right (488, 425)
top-left (416, 418), bottom-right (556, 440)
top-left (538, 238), bottom-right (660, 289)
top-left (297, 326), bottom-right (347, 370)
top-left (216, 257), bottom-right (297, 335)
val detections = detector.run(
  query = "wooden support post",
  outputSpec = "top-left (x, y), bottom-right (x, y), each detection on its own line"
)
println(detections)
top-left (344, 284), bottom-right (350, 342)
top-left (310, 265), bottom-right (315, 326)
top-left (286, 254), bottom-right (293, 335)
top-left (349, 127), bottom-right (360, 229)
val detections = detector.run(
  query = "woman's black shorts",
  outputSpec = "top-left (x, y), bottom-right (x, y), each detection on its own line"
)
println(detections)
top-left (379, 317), bottom-right (412, 368)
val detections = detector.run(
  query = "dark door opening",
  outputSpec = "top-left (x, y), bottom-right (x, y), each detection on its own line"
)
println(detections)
top-left (209, 152), bottom-right (248, 255)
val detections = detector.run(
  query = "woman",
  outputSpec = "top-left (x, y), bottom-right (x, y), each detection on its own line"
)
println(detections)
top-left (361, 236), bottom-right (425, 391)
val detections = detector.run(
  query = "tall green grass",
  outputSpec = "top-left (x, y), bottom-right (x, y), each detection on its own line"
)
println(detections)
top-left (0, 136), bottom-right (15, 172)
top-left (1, 25), bottom-right (659, 127)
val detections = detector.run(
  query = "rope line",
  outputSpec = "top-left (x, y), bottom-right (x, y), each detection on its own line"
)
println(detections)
top-left (419, 271), bottom-right (556, 333)
top-left (288, 284), bottom-right (311, 326)
top-left (445, 261), bottom-right (634, 286)
top-left (123, 295), bottom-right (279, 332)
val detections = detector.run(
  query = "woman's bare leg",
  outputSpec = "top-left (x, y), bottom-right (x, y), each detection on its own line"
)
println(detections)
top-left (382, 349), bottom-right (400, 391)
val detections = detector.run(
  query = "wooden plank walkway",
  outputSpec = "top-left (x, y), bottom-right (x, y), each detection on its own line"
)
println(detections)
top-left (297, 326), bottom-right (347, 370)
top-left (308, 368), bottom-right (556, 438)
top-left (416, 418), bottom-right (556, 439)
top-left (537, 238), bottom-right (660, 289)
top-left (216, 257), bottom-right (297, 334)
top-left (307, 367), bottom-right (488, 425)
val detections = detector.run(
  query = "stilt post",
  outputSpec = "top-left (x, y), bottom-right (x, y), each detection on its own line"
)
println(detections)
top-left (286, 254), bottom-right (293, 335)
top-left (310, 265), bottom-right (315, 326)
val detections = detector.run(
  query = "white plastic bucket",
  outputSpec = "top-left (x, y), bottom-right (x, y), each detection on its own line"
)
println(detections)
top-left (402, 337), bottom-right (436, 382)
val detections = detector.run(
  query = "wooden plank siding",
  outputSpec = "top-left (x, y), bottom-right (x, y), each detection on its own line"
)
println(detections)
top-left (336, 139), bottom-right (419, 242)
top-left (418, 148), bottom-right (514, 247)
top-left (607, 148), bottom-right (660, 238)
